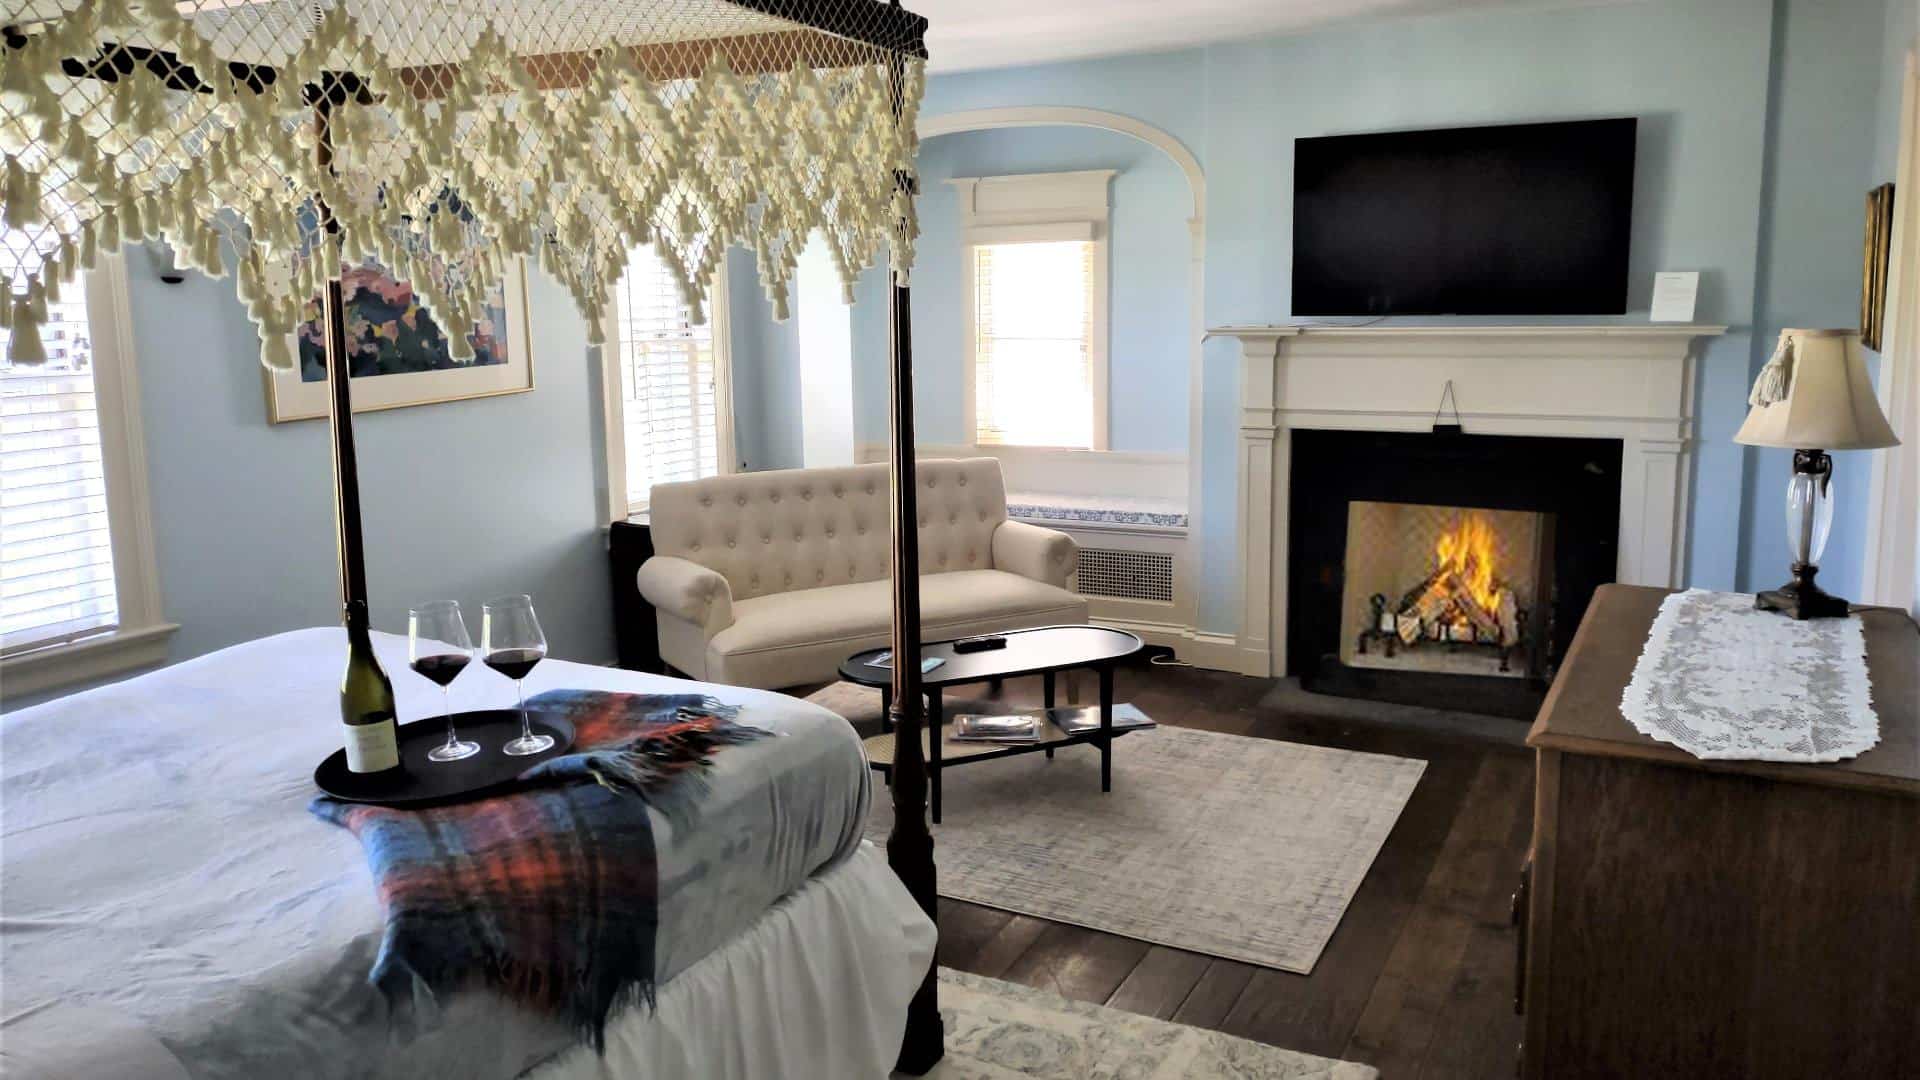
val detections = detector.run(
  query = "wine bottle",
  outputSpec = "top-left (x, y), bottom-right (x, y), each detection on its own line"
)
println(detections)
top-left (341, 611), bottom-right (400, 774)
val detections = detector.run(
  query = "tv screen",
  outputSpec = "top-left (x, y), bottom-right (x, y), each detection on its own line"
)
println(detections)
top-left (1292, 118), bottom-right (1637, 316)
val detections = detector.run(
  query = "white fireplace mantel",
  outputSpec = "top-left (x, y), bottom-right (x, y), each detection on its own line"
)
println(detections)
top-left (1212, 322), bottom-right (1727, 677)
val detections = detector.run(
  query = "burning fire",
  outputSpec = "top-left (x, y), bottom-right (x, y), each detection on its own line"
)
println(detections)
top-left (1434, 512), bottom-right (1504, 620)
top-left (1413, 507), bottom-right (1512, 634)
top-left (1371, 507), bottom-right (1525, 656)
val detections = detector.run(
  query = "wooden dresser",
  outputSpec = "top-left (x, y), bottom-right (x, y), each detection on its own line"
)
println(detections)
top-left (1521, 584), bottom-right (1919, 1078)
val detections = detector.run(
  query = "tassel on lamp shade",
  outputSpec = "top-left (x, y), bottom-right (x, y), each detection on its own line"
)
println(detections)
top-left (1735, 328), bottom-right (1900, 618)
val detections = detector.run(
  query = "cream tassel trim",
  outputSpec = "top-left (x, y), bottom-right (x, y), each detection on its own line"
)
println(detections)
top-left (1749, 332), bottom-right (1796, 407)
top-left (0, 9), bottom-right (926, 372)
top-left (7, 293), bottom-right (46, 365)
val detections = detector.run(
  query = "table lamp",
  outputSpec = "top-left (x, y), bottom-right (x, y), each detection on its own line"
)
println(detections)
top-left (1734, 328), bottom-right (1900, 618)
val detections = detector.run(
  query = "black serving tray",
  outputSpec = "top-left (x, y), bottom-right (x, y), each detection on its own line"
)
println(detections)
top-left (313, 709), bottom-right (575, 808)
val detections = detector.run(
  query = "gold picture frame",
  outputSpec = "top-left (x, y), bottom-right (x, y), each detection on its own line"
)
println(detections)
top-left (264, 259), bottom-right (534, 423)
top-left (1862, 182), bottom-right (1895, 351)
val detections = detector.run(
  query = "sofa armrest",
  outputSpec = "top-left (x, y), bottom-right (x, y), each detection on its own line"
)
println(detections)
top-left (992, 519), bottom-right (1078, 590)
top-left (636, 556), bottom-right (735, 635)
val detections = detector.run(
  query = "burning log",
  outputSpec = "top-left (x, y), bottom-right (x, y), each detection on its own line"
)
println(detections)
top-left (1496, 589), bottom-right (1519, 644)
top-left (1389, 511), bottom-right (1519, 646)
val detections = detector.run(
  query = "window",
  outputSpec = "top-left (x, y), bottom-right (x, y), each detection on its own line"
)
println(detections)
top-left (973, 239), bottom-right (1097, 448)
top-left (1, 245), bottom-right (172, 696)
top-left (602, 246), bottom-right (733, 519)
top-left (2, 272), bottom-right (112, 649)
top-left (955, 170), bottom-right (1112, 451)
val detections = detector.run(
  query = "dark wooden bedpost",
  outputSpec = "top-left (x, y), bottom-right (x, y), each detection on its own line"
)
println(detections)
top-left (312, 93), bottom-right (374, 642)
top-left (883, 17), bottom-right (943, 1073)
top-left (885, 273), bottom-right (943, 1074)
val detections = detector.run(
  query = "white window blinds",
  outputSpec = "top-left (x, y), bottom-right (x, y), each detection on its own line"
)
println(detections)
top-left (973, 239), bottom-right (1096, 449)
top-left (612, 246), bottom-right (724, 511)
top-left (0, 274), bottom-right (118, 653)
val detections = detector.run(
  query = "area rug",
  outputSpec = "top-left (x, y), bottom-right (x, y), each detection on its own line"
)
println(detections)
top-left (860, 716), bottom-right (1425, 974)
top-left (907, 968), bottom-right (1377, 1079)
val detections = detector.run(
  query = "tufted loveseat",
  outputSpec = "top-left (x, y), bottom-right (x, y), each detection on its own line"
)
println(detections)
top-left (636, 458), bottom-right (1086, 689)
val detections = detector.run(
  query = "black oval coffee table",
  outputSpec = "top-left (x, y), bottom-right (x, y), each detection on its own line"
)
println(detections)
top-left (840, 625), bottom-right (1144, 823)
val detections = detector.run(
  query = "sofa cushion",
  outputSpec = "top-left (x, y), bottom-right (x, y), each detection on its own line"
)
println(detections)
top-left (714, 570), bottom-right (1083, 657)
top-left (701, 570), bottom-right (1088, 688)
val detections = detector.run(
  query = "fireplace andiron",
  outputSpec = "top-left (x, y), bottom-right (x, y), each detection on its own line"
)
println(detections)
top-left (1356, 591), bottom-right (1531, 673)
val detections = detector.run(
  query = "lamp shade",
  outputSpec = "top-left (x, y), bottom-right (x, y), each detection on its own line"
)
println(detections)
top-left (1734, 329), bottom-right (1901, 450)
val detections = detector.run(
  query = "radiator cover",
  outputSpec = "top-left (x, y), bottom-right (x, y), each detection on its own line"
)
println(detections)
top-left (1077, 548), bottom-right (1175, 603)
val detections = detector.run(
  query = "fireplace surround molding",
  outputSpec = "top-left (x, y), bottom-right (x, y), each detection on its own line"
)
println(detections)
top-left (1212, 322), bottom-right (1727, 677)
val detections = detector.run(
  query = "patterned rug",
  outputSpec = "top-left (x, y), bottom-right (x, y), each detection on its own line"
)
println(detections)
top-left (909, 968), bottom-right (1377, 1079)
top-left (845, 685), bottom-right (1426, 974)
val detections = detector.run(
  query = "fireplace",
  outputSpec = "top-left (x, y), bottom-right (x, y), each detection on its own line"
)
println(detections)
top-left (1213, 323), bottom-right (1713, 688)
top-left (1288, 429), bottom-right (1622, 717)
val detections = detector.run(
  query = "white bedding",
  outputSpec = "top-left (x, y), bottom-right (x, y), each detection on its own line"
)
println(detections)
top-left (1, 629), bottom-right (918, 1080)
top-left (534, 843), bottom-right (933, 1080)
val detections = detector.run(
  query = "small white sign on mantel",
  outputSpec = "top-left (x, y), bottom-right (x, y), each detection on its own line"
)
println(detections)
top-left (1650, 271), bottom-right (1700, 323)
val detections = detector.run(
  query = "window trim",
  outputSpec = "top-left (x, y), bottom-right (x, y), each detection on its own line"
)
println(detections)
top-left (2, 252), bottom-right (177, 697)
top-left (955, 170), bottom-right (1113, 452)
top-left (599, 254), bottom-right (736, 523)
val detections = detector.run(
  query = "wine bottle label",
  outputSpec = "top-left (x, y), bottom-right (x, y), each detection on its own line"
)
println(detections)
top-left (344, 717), bottom-right (400, 773)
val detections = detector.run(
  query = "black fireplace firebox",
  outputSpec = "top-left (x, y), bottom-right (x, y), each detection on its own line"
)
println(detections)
top-left (1288, 429), bottom-right (1623, 718)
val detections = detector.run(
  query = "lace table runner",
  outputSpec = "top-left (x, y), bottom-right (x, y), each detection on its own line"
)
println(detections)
top-left (1620, 589), bottom-right (1879, 762)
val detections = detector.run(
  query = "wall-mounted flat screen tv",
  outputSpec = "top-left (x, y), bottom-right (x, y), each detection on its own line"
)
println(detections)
top-left (1292, 118), bottom-right (1636, 316)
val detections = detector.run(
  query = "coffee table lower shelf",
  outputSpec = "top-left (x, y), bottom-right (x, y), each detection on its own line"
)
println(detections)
top-left (863, 726), bottom-right (1139, 783)
top-left (871, 722), bottom-right (1136, 764)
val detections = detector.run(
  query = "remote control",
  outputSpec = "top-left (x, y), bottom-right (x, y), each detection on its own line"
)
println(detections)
top-left (952, 635), bottom-right (1008, 653)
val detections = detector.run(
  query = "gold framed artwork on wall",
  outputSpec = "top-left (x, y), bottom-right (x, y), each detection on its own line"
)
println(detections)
top-left (1862, 183), bottom-right (1895, 351)
top-left (264, 259), bottom-right (534, 423)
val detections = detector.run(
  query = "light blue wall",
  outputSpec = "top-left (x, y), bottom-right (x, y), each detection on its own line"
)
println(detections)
top-left (707, 0), bottom-right (1919, 635)
top-left (914, 0), bottom-right (1799, 634)
top-left (1871, 1), bottom-right (1918, 183)
top-left (725, 246), bottom-right (804, 471)
top-left (1741, 0), bottom-right (1899, 601)
top-left (144, 264), bottom-right (616, 661)
top-left (8, 244), bottom-right (809, 712)
top-left (23, 0), bottom-right (1911, 710)
top-left (844, 126), bottom-right (1193, 453)
top-left (4, 256), bottom-right (617, 712)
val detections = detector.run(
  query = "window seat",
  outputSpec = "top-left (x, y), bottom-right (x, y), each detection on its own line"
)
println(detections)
top-left (1007, 491), bottom-right (1189, 532)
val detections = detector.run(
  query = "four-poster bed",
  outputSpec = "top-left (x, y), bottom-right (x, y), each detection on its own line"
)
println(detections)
top-left (2, 0), bottom-right (943, 1072)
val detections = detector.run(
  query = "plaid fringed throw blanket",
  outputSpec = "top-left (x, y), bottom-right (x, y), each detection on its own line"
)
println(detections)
top-left (311, 690), bottom-right (769, 1050)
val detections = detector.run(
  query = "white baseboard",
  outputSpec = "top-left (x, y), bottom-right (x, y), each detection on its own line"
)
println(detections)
top-left (1237, 644), bottom-right (1273, 679)
top-left (1097, 616), bottom-right (1249, 675)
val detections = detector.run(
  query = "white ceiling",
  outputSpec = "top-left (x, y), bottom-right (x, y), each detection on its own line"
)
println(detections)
top-left (905, 0), bottom-right (1629, 74)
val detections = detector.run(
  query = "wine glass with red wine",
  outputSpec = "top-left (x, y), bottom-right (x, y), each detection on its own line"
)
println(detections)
top-left (409, 601), bottom-right (479, 763)
top-left (483, 594), bottom-right (552, 756)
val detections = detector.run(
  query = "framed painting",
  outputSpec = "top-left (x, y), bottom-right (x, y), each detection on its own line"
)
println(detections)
top-left (1862, 183), bottom-right (1896, 351)
top-left (264, 259), bottom-right (533, 423)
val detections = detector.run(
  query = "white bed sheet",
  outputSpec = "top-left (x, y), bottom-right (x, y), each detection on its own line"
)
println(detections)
top-left (1, 845), bottom-right (933, 1080)
top-left (1, 629), bottom-right (901, 1080)
top-left (531, 843), bottom-right (934, 1080)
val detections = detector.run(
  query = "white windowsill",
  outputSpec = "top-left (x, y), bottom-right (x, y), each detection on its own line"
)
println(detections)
top-left (1, 623), bottom-right (179, 700)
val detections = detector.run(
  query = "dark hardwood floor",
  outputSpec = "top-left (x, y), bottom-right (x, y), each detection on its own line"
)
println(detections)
top-left (900, 659), bottom-right (1536, 1079)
